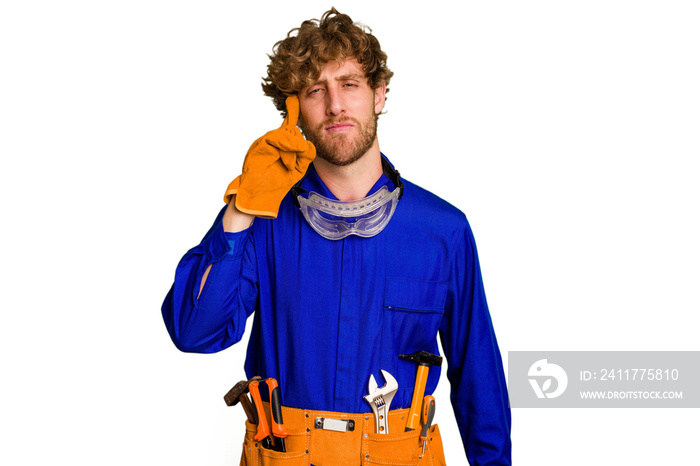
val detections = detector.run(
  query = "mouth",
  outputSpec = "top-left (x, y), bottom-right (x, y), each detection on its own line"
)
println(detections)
top-left (325, 122), bottom-right (354, 133)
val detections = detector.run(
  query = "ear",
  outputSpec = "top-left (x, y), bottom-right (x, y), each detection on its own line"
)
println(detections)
top-left (374, 82), bottom-right (387, 114)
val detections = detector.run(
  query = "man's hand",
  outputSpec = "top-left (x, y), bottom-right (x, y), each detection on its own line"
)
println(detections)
top-left (223, 95), bottom-right (316, 218)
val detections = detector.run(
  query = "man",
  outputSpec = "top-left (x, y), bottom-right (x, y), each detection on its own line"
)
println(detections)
top-left (163, 8), bottom-right (511, 465)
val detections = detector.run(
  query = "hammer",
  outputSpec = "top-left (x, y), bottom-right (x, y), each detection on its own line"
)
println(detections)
top-left (223, 376), bottom-right (261, 424)
top-left (399, 351), bottom-right (442, 431)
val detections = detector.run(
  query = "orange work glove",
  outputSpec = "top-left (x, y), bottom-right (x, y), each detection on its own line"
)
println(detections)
top-left (223, 95), bottom-right (316, 218)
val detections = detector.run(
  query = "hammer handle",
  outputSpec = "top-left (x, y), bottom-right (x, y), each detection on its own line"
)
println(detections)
top-left (405, 365), bottom-right (430, 431)
top-left (239, 393), bottom-right (257, 424)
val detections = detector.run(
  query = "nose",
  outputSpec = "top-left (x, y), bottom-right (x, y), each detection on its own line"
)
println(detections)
top-left (325, 86), bottom-right (345, 117)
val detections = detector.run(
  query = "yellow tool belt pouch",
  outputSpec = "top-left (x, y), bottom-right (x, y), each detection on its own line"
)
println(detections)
top-left (240, 404), bottom-right (446, 466)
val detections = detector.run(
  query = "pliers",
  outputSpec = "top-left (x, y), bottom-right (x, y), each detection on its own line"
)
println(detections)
top-left (248, 378), bottom-right (289, 452)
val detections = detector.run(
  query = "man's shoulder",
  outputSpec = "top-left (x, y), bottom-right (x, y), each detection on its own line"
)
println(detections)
top-left (399, 177), bottom-right (469, 229)
top-left (401, 178), bottom-right (467, 218)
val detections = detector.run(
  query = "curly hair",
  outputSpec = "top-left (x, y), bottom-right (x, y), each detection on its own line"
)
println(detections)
top-left (262, 8), bottom-right (393, 116)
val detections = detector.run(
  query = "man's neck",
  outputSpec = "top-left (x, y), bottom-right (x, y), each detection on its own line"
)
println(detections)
top-left (313, 140), bottom-right (383, 201)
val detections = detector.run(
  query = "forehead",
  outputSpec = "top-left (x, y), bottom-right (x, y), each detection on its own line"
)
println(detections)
top-left (312, 59), bottom-right (367, 83)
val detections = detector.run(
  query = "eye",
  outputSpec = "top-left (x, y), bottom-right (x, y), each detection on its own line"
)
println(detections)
top-left (308, 87), bottom-right (324, 96)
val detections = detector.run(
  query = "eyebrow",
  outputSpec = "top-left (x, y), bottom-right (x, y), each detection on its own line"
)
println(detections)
top-left (336, 73), bottom-right (364, 81)
top-left (310, 73), bottom-right (365, 86)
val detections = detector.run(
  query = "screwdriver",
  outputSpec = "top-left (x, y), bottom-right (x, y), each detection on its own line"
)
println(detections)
top-left (420, 395), bottom-right (435, 457)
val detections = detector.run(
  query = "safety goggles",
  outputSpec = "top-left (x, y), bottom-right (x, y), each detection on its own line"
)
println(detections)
top-left (292, 157), bottom-right (404, 240)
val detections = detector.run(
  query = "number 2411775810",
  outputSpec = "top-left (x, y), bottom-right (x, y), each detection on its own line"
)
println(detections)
top-left (598, 368), bottom-right (679, 381)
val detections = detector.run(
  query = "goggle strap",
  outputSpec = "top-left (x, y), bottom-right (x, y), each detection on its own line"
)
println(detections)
top-left (292, 155), bottom-right (403, 208)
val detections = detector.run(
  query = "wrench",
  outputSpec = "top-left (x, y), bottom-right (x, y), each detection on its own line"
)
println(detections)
top-left (363, 370), bottom-right (398, 434)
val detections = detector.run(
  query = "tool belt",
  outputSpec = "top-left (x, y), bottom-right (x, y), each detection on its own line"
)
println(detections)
top-left (240, 403), bottom-right (446, 466)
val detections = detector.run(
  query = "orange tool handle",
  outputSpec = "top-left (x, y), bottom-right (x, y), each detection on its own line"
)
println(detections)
top-left (405, 365), bottom-right (430, 431)
top-left (266, 379), bottom-right (289, 439)
top-left (248, 381), bottom-right (271, 442)
top-left (420, 395), bottom-right (436, 442)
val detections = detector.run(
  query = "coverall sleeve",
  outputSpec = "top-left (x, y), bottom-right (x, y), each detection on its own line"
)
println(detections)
top-left (162, 206), bottom-right (259, 353)
top-left (439, 222), bottom-right (511, 465)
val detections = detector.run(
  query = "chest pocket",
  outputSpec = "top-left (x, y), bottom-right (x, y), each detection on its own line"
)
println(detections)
top-left (381, 277), bottom-right (448, 366)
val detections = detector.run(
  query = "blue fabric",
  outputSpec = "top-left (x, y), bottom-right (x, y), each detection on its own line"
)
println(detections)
top-left (162, 158), bottom-right (512, 465)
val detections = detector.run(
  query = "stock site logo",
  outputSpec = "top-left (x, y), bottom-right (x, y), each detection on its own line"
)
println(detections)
top-left (528, 359), bottom-right (568, 399)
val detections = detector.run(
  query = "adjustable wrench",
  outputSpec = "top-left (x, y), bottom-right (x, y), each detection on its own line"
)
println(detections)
top-left (363, 370), bottom-right (398, 434)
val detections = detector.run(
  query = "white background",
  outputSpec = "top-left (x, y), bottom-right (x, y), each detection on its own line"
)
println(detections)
top-left (2, 1), bottom-right (698, 464)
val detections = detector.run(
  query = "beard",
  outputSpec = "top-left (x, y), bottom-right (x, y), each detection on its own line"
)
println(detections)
top-left (300, 112), bottom-right (378, 167)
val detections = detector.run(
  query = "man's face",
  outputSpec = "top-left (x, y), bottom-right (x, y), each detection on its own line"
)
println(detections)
top-left (298, 59), bottom-right (386, 166)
